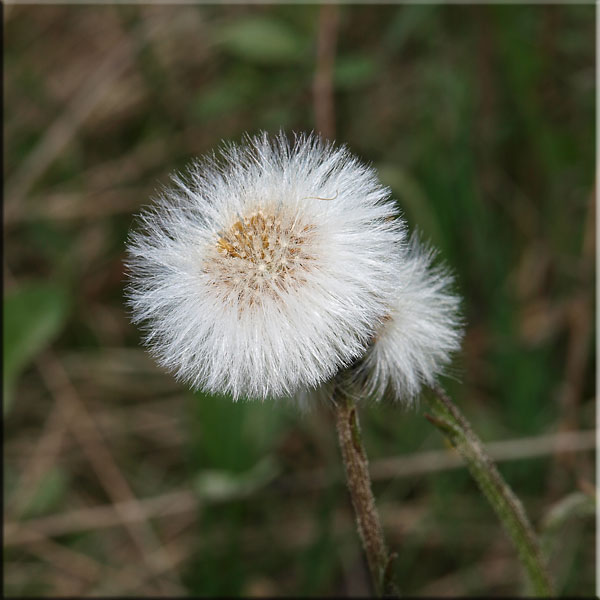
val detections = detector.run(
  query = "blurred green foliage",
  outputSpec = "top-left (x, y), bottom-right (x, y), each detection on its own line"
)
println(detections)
top-left (4, 3), bottom-right (594, 597)
top-left (215, 16), bottom-right (309, 65)
top-left (3, 282), bottom-right (69, 413)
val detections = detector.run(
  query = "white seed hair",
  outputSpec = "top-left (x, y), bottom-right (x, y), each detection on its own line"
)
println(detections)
top-left (125, 132), bottom-right (406, 400)
top-left (355, 234), bottom-right (463, 406)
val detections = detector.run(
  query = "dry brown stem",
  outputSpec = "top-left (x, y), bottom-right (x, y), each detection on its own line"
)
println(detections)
top-left (313, 4), bottom-right (340, 140)
top-left (333, 389), bottom-right (394, 596)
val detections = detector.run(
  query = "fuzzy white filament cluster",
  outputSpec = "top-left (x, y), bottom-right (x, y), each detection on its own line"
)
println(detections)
top-left (126, 132), bottom-right (463, 405)
top-left (126, 132), bottom-right (405, 400)
top-left (355, 235), bottom-right (463, 406)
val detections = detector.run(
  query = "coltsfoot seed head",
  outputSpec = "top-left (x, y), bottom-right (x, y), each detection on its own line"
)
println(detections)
top-left (354, 234), bottom-right (464, 405)
top-left (125, 132), bottom-right (406, 400)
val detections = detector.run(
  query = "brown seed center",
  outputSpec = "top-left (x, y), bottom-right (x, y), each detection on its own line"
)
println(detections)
top-left (215, 210), bottom-right (312, 275)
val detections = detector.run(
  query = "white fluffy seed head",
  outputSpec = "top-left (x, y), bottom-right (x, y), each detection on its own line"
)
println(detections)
top-left (353, 234), bottom-right (464, 406)
top-left (125, 132), bottom-right (406, 400)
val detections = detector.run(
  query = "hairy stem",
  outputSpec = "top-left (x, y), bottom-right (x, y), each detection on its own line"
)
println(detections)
top-left (426, 385), bottom-right (554, 597)
top-left (332, 387), bottom-right (397, 597)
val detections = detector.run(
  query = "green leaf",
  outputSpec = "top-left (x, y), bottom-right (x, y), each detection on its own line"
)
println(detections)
top-left (3, 281), bottom-right (69, 413)
top-left (213, 17), bottom-right (307, 65)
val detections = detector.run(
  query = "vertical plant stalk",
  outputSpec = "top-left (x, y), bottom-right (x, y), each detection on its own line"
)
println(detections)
top-left (332, 387), bottom-right (397, 597)
top-left (313, 3), bottom-right (340, 140)
top-left (426, 385), bottom-right (554, 597)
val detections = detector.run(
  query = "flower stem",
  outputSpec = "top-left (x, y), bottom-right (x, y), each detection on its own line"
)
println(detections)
top-left (426, 385), bottom-right (554, 597)
top-left (332, 387), bottom-right (397, 597)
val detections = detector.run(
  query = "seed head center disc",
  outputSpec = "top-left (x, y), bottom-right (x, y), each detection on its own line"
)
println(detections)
top-left (208, 208), bottom-right (315, 297)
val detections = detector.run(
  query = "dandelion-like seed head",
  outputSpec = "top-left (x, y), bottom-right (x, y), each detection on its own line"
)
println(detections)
top-left (354, 234), bottom-right (464, 406)
top-left (126, 132), bottom-right (406, 401)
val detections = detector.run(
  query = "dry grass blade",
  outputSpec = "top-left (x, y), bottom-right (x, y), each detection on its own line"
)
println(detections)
top-left (34, 351), bottom-right (180, 593)
top-left (369, 428), bottom-right (596, 481)
top-left (5, 428), bottom-right (595, 547)
top-left (5, 491), bottom-right (196, 546)
top-left (90, 536), bottom-right (192, 596)
top-left (6, 403), bottom-right (68, 519)
top-left (5, 15), bottom-right (163, 221)
top-left (21, 537), bottom-right (107, 585)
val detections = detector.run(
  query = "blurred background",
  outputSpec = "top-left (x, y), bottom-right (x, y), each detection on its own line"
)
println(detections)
top-left (4, 4), bottom-right (595, 597)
